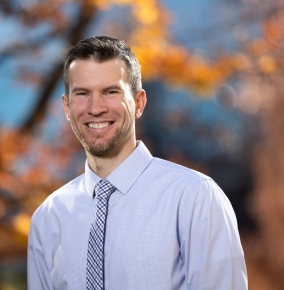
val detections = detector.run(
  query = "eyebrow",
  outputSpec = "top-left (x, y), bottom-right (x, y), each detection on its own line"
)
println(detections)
top-left (102, 85), bottom-right (122, 91)
top-left (71, 87), bottom-right (90, 94)
top-left (71, 85), bottom-right (123, 94)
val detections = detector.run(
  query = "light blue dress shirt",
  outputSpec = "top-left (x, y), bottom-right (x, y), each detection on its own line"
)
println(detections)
top-left (28, 141), bottom-right (248, 290)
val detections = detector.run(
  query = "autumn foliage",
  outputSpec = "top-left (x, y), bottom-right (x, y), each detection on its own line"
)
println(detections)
top-left (237, 6), bottom-right (284, 289)
top-left (0, 124), bottom-right (82, 260)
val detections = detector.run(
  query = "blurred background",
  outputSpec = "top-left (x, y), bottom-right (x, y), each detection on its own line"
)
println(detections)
top-left (1, 0), bottom-right (284, 289)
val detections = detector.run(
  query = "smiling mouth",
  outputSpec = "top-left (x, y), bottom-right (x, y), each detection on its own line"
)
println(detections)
top-left (87, 122), bottom-right (112, 129)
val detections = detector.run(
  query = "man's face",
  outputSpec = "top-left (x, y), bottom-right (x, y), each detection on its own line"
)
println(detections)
top-left (62, 58), bottom-right (146, 157)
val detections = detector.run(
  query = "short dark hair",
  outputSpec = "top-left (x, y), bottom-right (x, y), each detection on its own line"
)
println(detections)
top-left (63, 36), bottom-right (142, 97)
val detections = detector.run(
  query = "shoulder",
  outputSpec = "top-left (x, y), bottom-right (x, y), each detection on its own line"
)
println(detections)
top-left (145, 157), bottom-right (230, 208)
top-left (30, 173), bottom-right (85, 223)
top-left (147, 157), bottom-right (212, 188)
top-left (46, 173), bottom-right (85, 203)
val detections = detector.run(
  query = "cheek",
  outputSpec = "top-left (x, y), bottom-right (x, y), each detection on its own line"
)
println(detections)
top-left (69, 102), bottom-right (85, 119)
top-left (107, 98), bottom-right (133, 119)
top-left (122, 98), bottom-right (135, 117)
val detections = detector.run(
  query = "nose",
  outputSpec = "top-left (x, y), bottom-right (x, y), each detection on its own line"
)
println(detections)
top-left (87, 94), bottom-right (108, 116)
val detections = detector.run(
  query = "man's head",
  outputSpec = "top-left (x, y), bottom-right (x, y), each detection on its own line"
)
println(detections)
top-left (62, 36), bottom-right (146, 161)
top-left (63, 36), bottom-right (142, 98)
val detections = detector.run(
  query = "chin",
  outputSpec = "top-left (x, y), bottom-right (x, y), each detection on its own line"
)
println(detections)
top-left (85, 139), bottom-right (119, 156)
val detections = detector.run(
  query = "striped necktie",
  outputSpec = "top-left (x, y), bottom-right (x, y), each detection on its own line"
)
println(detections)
top-left (86, 179), bottom-right (116, 290)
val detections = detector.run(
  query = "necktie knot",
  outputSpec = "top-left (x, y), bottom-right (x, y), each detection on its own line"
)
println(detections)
top-left (94, 179), bottom-right (116, 200)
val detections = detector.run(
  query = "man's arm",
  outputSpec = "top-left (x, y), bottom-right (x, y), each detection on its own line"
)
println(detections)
top-left (27, 214), bottom-right (53, 290)
top-left (180, 178), bottom-right (248, 290)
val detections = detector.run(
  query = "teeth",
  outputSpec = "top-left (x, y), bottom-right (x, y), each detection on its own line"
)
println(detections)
top-left (88, 122), bottom-right (110, 129)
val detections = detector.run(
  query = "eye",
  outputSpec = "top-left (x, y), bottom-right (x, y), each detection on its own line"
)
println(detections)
top-left (76, 91), bottom-right (88, 96)
top-left (106, 90), bottom-right (119, 95)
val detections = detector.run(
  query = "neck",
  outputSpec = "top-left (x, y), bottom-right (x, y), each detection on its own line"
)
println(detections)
top-left (86, 138), bottom-right (137, 178)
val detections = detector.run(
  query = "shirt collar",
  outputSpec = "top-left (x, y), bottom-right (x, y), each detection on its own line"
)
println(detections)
top-left (85, 141), bottom-right (153, 199)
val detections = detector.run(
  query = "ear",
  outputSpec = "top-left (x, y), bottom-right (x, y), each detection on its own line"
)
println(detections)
top-left (62, 94), bottom-right (70, 121)
top-left (134, 89), bottom-right (147, 119)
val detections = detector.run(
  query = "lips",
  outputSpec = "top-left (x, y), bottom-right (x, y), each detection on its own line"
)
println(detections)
top-left (86, 122), bottom-right (112, 129)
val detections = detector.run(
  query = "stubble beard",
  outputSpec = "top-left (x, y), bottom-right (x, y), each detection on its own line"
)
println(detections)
top-left (70, 120), bottom-right (131, 157)
top-left (84, 130), bottom-right (121, 156)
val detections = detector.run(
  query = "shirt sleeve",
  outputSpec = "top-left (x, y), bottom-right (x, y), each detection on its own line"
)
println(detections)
top-left (179, 178), bottom-right (248, 290)
top-left (27, 213), bottom-right (54, 290)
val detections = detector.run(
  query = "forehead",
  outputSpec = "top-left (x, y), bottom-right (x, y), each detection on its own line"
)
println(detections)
top-left (68, 58), bottom-right (127, 83)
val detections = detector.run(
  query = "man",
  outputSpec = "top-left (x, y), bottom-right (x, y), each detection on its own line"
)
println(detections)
top-left (28, 36), bottom-right (248, 290)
